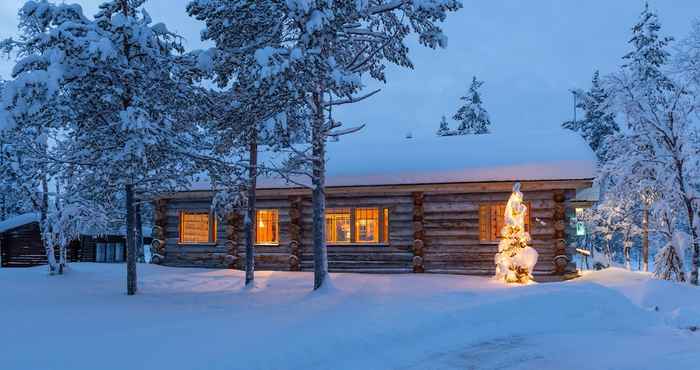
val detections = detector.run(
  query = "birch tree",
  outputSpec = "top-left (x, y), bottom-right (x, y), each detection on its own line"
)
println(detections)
top-left (604, 4), bottom-right (700, 283)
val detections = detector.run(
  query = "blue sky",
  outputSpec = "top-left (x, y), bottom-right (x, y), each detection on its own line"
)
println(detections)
top-left (1, 0), bottom-right (699, 141)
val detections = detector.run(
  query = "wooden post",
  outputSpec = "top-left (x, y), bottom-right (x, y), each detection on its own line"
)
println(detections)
top-left (288, 197), bottom-right (302, 271)
top-left (412, 192), bottom-right (425, 273)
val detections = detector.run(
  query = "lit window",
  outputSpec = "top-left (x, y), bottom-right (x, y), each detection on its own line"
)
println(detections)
top-left (256, 209), bottom-right (279, 245)
top-left (326, 208), bottom-right (351, 244)
top-left (382, 208), bottom-right (390, 244)
top-left (355, 208), bottom-right (379, 243)
top-left (575, 208), bottom-right (586, 236)
top-left (479, 203), bottom-right (530, 243)
top-left (180, 212), bottom-right (216, 244)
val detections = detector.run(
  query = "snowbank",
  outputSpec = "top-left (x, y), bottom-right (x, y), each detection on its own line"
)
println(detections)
top-left (0, 265), bottom-right (695, 370)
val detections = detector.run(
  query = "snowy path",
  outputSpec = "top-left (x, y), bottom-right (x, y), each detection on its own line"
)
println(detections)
top-left (0, 264), bottom-right (697, 370)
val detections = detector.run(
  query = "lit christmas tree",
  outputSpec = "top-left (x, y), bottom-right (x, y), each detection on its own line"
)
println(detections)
top-left (495, 183), bottom-right (539, 283)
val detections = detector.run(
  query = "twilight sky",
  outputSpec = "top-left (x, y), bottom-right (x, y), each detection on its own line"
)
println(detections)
top-left (1, 0), bottom-right (699, 141)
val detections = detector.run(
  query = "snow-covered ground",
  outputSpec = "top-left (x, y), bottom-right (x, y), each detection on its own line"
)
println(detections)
top-left (0, 264), bottom-right (697, 370)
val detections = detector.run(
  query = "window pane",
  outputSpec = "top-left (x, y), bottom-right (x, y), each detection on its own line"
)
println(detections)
top-left (180, 212), bottom-right (211, 243)
top-left (479, 203), bottom-right (530, 243)
top-left (355, 208), bottom-right (379, 243)
top-left (576, 222), bottom-right (586, 236)
top-left (256, 209), bottom-right (279, 245)
top-left (326, 208), bottom-right (351, 243)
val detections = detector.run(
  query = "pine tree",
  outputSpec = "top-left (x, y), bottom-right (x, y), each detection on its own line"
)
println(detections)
top-left (436, 115), bottom-right (451, 136)
top-left (562, 71), bottom-right (620, 161)
top-left (622, 2), bottom-right (673, 86)
top-left (452, 76), bottom-right (491, 135)
top-left (188, 0), bottom-right (463, 290)
top-left (2, 0), bottom-right (209, 289)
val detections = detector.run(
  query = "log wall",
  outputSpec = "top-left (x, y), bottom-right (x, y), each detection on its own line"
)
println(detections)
top-left (0, 222), bottom-right (82, 267)
top-left (0, 223), bottom-right (45, 267)
top-left (158, 183), bottom-right (581, 278)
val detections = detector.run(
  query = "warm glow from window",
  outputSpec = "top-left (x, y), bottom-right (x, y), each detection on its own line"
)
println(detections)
top-left (355, 208), bottom-right (379, 243)
top-left (256, 209), bottom-right (279, 245)
top-left (180, 212), bottom-right (215, 244)
top-left (382, 208), bottom-right (389, 244)
top-left (326, 208), bottom-right (351, 244)
top-left (479, 203), bottom-right (530, 243)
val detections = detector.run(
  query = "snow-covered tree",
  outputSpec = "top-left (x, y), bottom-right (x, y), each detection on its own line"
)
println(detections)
top-left (495, 183), bottom-right (538, 283)
top-left (438, 76), bottom-right (491, 136)
top-left (2, 0), bottom-right (209, 291)
top-left (178, 4), bottom-right (308, 285)
top-left (188, 0), bottom-right (462, 290)
top-left (0, 79), bottom-right (32, 220)
top-left (562, 71), bottom-right (620, 160)
top-left (0, 124), bottom-right (59, 272)
top-left (652, 202), bottom-right (687, 281)
top-left (436, 115), bottom-right (451, 136)
top-left (452, 76), bottom-right (491, 135)
top-left (603, 4), bottom-right (700, 284)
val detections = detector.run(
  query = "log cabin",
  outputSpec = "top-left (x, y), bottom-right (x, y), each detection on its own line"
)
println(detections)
top-left (151, 131), bottom-right (596, 281)
top-left (0, 213), bottom-right (151, 267)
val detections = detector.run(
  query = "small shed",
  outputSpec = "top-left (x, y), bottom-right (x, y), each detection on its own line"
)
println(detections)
top-left (0, 213), bottom-right (81, 267)
top-left (0, 213), bottom-right (151, 267)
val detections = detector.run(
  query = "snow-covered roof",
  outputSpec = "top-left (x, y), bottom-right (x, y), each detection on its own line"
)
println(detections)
top-left (81, 224), bottom-right (153, 238)
top-left (574, 184), bottom-right (600, 203)
top-left (190, 129), bottom-right (596, 190)
top-left (0, 213), bottom-right (39, 233)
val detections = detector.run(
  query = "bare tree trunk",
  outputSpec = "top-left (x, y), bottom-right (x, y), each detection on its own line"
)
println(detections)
top-left (58, 243), bottom-right (66, 274)
top-left (0, 138), bottom-right (5, 220)
top-left (689, 220), bottom-right (699, 286)
top-left (244, 136), bottom-right (257, 287)
top-left (624, 240), bottom-right (632, 270)
top-left (642, 205), bottom-right (649, 272)
top-left (312, 91), bottom-right (328, 290)
top-left (54, 181), bottom-right (66, 275)
top-left (40, 176), bottom-right (58, 274)
top-left (134, 203), bottom-right (143, 262)
top-left (126, 184), bottom-right (137, 295)
top-left (677, 174), bottom-right (698, 285)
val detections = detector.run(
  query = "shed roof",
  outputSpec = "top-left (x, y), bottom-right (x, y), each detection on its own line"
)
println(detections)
top-left (0, 213), bottom-right (39, 234)
top-left (190, 129), bottom-right (596, 190)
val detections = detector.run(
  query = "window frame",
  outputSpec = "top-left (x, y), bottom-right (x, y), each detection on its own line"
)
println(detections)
top-left (255, 209), bottom-right (280, 246)
top-left (479, 202), bottom-right (531, 244)
top-left (325, 207), bottom-right (391, 246)
top-left (178, 211), bottom-right (217, 245)
top-left (326, 208), bottom-right (353, 245)
top-left (354, 208), bottom-right (380, 244)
